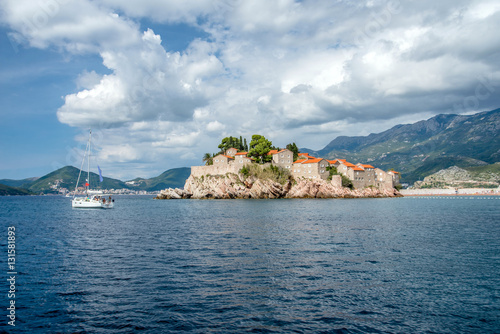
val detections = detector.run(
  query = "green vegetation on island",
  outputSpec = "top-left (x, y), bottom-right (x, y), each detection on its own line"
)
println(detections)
top-left (0, 183), bottom-right (33, 196)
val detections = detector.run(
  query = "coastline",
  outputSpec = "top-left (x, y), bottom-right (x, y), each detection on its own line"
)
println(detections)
top-left (156, 173), bottom-right (401, 200)
top-left (400, 188), bottom-right (500, 196)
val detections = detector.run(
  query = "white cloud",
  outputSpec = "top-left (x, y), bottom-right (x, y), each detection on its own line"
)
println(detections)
top-left (2, 0), bottom-right (500, 179)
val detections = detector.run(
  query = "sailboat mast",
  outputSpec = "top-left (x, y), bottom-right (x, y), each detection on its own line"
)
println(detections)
top-left (88, 129), bottom-right (91, 194)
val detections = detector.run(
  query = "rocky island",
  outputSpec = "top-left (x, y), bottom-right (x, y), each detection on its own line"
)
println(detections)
top-left (156, 135), bottom-right (401, 200)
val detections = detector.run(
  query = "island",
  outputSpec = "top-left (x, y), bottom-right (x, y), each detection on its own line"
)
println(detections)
top-left (157, 135), bottom-right (401, 199)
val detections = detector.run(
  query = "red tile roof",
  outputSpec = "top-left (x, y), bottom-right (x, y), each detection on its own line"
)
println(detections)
top-left (235, 152), bottom-right (248, 155)
top-left (220, 154), bottom-right (234, 159)
top-left (267, 150), bottom-right (279, 155)
top-left (360, 164), bottom-right (375, 169)
top-left (351, 167), bottom-right (364, 171)
top-left (301, 158), bottom-right (323, 164)
top-left (343, 162), bottom-right (356, 167)
top-left (293, 159), bottom-right (307, 164)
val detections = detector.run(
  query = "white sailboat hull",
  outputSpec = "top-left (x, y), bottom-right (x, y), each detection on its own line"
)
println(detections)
top-left (72, 197), bottom-right (114, 209)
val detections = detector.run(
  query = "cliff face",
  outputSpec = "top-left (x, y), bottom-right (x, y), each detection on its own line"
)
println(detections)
top-left (156, 174), bottom-right (401, 199)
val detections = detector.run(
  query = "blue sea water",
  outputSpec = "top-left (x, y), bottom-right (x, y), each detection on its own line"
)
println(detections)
top-left (0, 195), bottom-right (499, 333)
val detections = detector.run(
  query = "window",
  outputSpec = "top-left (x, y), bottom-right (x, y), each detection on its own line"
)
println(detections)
top-left (308, 170), bottom-right (311, 174)
top-left (321, 170), bottom-right (324, 173)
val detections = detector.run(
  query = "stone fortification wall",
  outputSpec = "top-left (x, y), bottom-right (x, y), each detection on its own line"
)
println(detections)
top-left (191, 165), bottom-right (240, 178)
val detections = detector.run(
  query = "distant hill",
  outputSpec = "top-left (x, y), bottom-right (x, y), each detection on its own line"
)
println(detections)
top-left (0, 183), bottom-right (33, 196)
top-left (0, 177), bottom-right (39, 188)
top-left (26, 166), bottom-right (130, 194)
top-left (0, 166), bottom-right (192, 194)
top-left (412, 163), bottom-right (500, 189)
top-left (301, 108), bottom-right (500, 184)
top-left (125, 167), bottom-right (191, 190)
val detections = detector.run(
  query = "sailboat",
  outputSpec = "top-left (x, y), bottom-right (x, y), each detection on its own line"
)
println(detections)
top-left (72, 130), bottom-right (114, 209)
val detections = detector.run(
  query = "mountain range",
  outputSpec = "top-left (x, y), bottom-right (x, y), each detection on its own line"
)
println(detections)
top-left (0, 166), bottom-right (191, 194)
top-left (1, 108), bottom-right (499, 193)
top-left (301, 108), bottom-right (500, 184)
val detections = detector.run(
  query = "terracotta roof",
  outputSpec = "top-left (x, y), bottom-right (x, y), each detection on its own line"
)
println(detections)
top-left (267, 150), bottom-right (279, 155)
top-left (235, 152), bottom-right (248, 155)
top-left (220, 154), bottom-right (234, 159)
top-left (293, 159), bottom-right (307, 164)
top-left (326, 160), bottom-right (336, 164)
top-left (360, 164), bottom-right (375, 169)
top-left (343, 162), bottom-right (356, 167)
top-left (351, 167), bottom-right (364, 171)
top-left (389, 171), bottom-right (400, 174)
top-left (277, 149), bottom-right (289, 153)
top-left (301, 158), bottom-right (324, 164)
top-left (298, 153), bottom-right (310, 156)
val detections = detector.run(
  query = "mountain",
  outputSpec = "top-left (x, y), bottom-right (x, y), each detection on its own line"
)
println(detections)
top-left (0, 183), bottom-right (33, 196)
top-left (0, 166), bottom-right (192, 194)
top-left (0, 177), bottom-right (39, 188)
top-left (125, 167), bottom-right (191, 191)
top-left (301, 108), bottom-right (500, 184)
top-left (412, 163), bottom-right (500, 189)
top-left (27, 166), bottom-right (130, 194)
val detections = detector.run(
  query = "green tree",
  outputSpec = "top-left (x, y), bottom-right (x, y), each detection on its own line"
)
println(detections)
top-left (239, 136), bottom-right (244, 151)
top-left (218, 136), bottom-right (241, 153)
top-left (244, 138), bottom-right (248, 151)
top-left (249, 135), bottom-right (273, 163)
top-left (286, 142), bottom-right (299, 161)
top-left (202, 153), bottom-right (213, 165)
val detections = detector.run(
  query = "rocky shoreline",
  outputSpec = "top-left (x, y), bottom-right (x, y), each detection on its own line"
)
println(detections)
top-left (156, 173), bottom-right (401, 199)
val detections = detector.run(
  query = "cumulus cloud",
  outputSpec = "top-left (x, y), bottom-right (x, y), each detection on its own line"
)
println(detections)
top-left (2, 0), bottom-right (500, 178)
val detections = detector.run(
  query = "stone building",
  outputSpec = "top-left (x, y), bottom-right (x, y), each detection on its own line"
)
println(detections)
top-left (268, 149), bottom-right (293, 170)
top-left (374, 168), bottom-right (394, 190)
top-left (213, 154), bottom-right (234, 165)
top-left (388, 171), bottom-right (401, 186)
top-left (225, 148), bottom-right (238, 157)
top-left (292, 158), bottom-right (330, 180)
top-left (235, 152), bottom-right (254, 165)
top-left (357, 164), bottom-right (375, 187)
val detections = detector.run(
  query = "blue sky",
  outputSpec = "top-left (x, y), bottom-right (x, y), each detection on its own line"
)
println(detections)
top-left (1, 0), bottom-right (500, 180)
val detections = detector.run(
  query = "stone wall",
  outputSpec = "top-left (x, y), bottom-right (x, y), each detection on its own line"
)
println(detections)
top-left (191, 165), bottom-right (240, 177)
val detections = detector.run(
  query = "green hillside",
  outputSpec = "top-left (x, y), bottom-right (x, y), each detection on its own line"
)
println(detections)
top-left (0, 183), bottom-right (33, 196)
top-left (0, 177), bottom-right (39, 188)
top-left (301, 108), bottom-right (500, 184)
top-left (126, 167), bottom-right (191, 190)
top-left (2, 166), bottom-right (192, 194)
top-left (27, 166), bottom-right (130, 193)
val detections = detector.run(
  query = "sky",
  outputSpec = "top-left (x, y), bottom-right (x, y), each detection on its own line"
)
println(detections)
top-left (1, 0), bottom-right (499, 181)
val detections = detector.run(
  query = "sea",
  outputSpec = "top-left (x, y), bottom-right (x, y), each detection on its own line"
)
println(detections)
top-left (0, 195), bottom-right (499, 333)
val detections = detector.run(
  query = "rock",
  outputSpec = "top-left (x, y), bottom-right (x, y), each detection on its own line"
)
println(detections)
top-left (157, 173), bottom-right (401, 199)
top-left (155, 188), bottom-right (191, 199)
